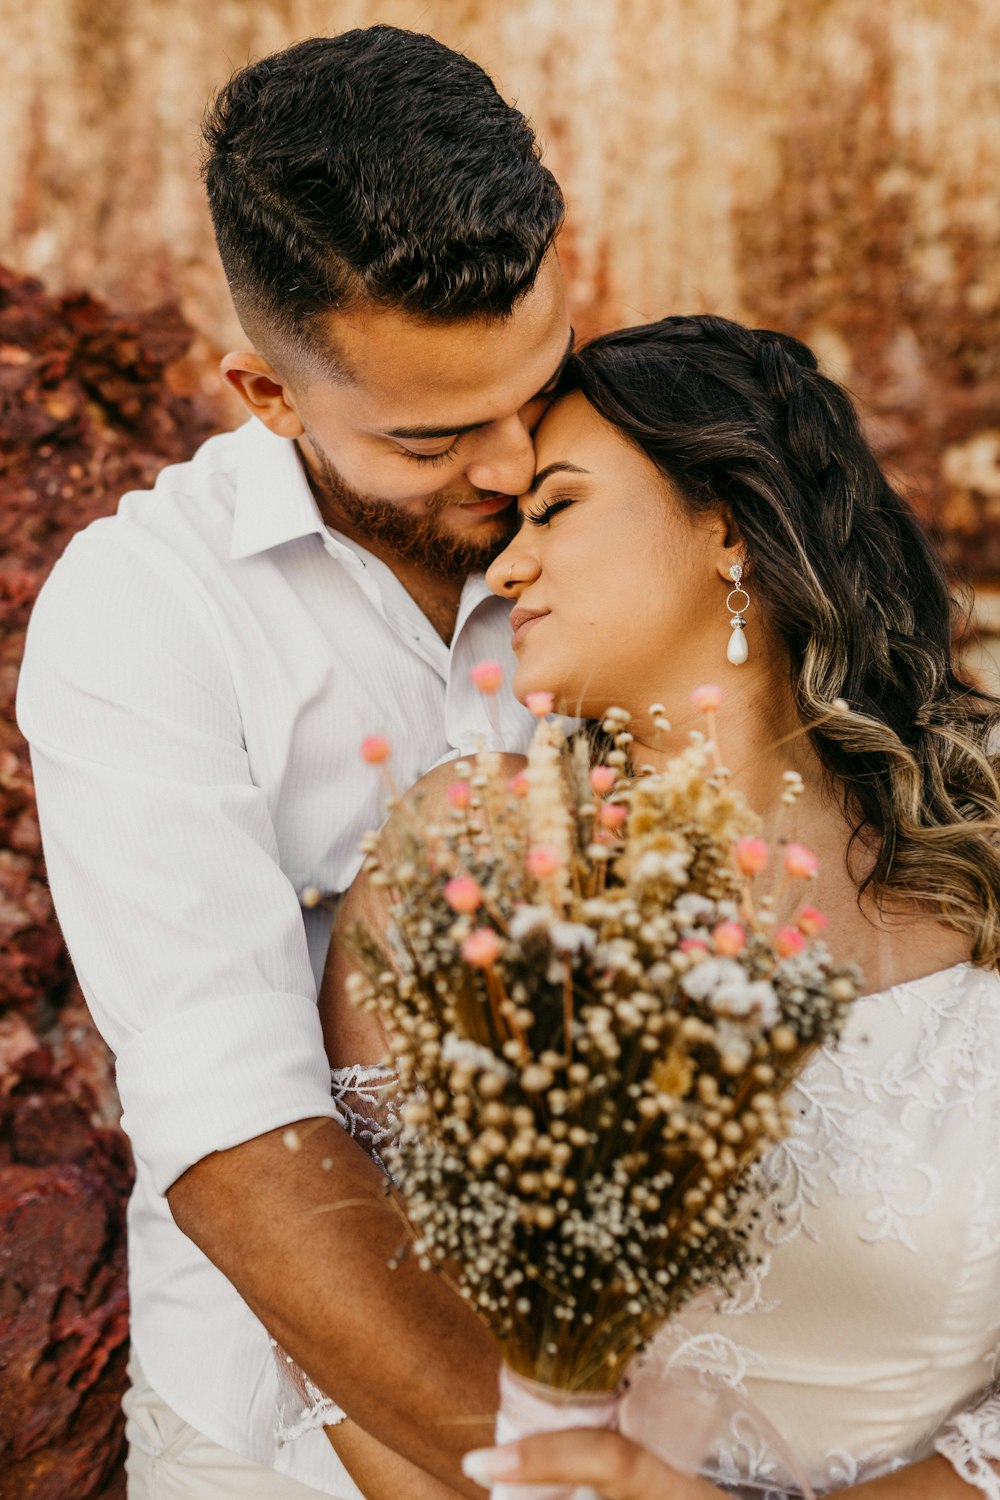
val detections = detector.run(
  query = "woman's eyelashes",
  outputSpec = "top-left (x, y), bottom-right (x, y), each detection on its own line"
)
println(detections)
top-left (523, 494), bottom-right (576, 527)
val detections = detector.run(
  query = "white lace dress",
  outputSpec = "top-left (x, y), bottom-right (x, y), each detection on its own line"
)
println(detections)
top-left (276, 963), bottom-right (1000, 1498)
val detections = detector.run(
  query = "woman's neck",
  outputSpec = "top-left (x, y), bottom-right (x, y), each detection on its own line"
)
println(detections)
top-left (625, 666), bottom-right (817, 817)
top-left (621, 666), bottom-right (974, 993)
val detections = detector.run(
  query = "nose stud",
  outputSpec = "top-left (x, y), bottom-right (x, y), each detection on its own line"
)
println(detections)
top-left (504, 562), bottom-right (516, 589)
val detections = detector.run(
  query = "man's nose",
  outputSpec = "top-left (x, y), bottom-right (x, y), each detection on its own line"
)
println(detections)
top-left (464, 415), bottom-right (535, 496)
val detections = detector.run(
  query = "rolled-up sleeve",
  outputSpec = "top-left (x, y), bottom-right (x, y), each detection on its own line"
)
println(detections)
top-left (17, 521), bottom-right (339, 1193)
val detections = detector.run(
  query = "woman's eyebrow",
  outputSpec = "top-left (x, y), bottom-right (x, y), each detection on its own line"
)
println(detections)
top-left (527, 461), bottom-right (590, 495)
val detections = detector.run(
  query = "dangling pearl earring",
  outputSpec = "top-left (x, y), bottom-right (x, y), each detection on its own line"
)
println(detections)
top-left (726, 563), bottom-right (750, 665)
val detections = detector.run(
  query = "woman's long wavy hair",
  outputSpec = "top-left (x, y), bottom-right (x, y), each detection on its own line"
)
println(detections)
top-left (561, 314), bottom-right (1000, 966)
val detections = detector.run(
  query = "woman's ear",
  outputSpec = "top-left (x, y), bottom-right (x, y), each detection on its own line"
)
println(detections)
top-left (712, 512), bottom-right (746, 583)
top-left (219, 351), bottom-right (305, 440)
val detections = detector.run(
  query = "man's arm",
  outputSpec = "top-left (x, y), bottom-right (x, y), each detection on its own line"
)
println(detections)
top-left (17, 526), bottom-right (497, 1496)
top-left (168, 1118), bottom-right (499, 1497)
top-left (169, 763), bottom-right (538, 1496)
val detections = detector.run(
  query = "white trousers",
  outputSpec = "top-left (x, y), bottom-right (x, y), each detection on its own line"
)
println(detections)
top-left (124, 1359), bottom-right (332, 1498)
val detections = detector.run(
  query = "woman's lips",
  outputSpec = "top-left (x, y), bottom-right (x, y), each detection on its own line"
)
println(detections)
top-left (509, 607), bottom-right (549, 649)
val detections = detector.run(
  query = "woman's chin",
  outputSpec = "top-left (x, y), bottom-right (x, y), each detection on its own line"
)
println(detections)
top-left (514, 671), bottom-right (590, 719)
top-left (512, 648), bottom-right (604, 719)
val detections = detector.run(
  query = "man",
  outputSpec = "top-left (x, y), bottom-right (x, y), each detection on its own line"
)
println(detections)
top-left (17, 26), bottom-right (571, 1498)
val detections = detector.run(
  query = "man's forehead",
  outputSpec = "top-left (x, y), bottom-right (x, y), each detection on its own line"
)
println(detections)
top-left (311, 260), bottom-right (570, 431)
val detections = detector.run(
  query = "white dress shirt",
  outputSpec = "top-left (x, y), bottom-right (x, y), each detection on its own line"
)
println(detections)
top-left (17, 416), bottom-right (538, 1495)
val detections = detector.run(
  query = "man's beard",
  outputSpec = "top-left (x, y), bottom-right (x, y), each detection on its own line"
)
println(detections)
top-left (305, 436), bottom-right (518, 578)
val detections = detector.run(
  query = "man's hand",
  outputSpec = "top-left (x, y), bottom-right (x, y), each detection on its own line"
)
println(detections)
top-left (167, 1117), bottom-right (499, 1498)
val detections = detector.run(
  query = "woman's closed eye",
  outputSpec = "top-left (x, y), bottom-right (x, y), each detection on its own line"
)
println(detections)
top-left (523, 494), bottom-right (576, 527)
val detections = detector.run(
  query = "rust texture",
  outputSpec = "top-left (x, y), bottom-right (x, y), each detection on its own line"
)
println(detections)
top-left (0, 263), bottom-right (221, 1497)
top-left (1, 1), bottom-right (997, 573)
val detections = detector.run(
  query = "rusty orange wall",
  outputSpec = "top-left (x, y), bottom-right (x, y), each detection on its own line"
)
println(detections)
top-left (2, 0), bottom-right (999, 575)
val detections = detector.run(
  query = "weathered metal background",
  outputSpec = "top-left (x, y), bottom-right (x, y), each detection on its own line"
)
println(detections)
top-left (2, 0), bottom-right (998, 581)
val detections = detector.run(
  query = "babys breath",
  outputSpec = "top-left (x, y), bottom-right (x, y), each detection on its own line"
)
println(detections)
top-left (347, 683), bottom-right (861, 1396)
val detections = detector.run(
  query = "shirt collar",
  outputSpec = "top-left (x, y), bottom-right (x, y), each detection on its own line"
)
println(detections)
top-left (229, 418), bottom-right (330, 561)
top-left (226, 421), bottom-right (506, 622)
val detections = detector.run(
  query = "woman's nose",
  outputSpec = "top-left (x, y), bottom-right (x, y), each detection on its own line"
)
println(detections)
top-left (486, 541), bottom-right (531, 599)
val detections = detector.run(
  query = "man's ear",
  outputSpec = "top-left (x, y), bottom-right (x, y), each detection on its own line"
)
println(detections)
top-left (220, 352), bottom-right (305, 440)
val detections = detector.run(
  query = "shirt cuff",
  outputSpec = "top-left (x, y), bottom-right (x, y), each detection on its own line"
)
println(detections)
top-left (116, 991), bottom-right (340, 1194)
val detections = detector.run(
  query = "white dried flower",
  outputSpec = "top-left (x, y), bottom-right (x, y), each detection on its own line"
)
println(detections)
top-left (442, 1036), bottom-right (512, 1076)
top-left (550, 921), bottom-right (596, 953)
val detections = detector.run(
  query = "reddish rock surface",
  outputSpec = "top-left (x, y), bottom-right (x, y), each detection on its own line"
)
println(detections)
top-left (0, 264), bottom-right (222, 1498)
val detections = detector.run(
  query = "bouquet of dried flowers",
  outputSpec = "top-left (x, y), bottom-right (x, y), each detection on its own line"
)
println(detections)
top-left (348, 680), bottom-right (860, 1406)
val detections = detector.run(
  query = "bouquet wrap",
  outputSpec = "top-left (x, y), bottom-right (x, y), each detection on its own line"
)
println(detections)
top-left (493, 1363), bottom-right (619, 1500)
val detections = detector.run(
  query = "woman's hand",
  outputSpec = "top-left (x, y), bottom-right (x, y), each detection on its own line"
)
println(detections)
top-left (463, 1434), bottom-right (972, 1499)
top-left (462, 1430), bottom-right (721, 1500)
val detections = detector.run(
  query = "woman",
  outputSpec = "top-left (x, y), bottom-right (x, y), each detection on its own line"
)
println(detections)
top-left (312, 315), bottom-right (1000, 1498)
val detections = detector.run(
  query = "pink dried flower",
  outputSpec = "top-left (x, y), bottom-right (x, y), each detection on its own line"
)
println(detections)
top-left (735, 836), bottom-right (769, 876)
top-left (597, 803), bottom-right (627, 831)
top-left (713, 920), bottom-right (746, 956)
top-left (526, 844), bottom-right (563, 879)
top-left (678, 937), bottom-right (710, 956)
top-left (784, 843), bottom-right (819, 879)
top-left (507, 771), bottom-right (530, 798)
top-left (691, 684), bottom-right (723, 713)
top-left (444, 877), bottom-right (483, 915)
top-left (775, 925), bottom-right (807, 958)
top-left (461, 928), bottom-right (503, 967)
top-left (360, 735), bottom-right (391, 765)
top-left (525, 691), bottom-right (554, 717)
top-left (470, 660), bottom-right (504, 694)
top-left (797, 904), bottom-right (828, 937)
top-left (447, 782), bottom-right (472, 810)
top-left (589, 766), bottom-right (617, 796)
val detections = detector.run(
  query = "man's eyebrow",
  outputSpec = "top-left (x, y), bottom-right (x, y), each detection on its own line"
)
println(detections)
top-left (527, 461), bottom-right (590, 495)
top-left (383, 327), bottom-right (576, 441)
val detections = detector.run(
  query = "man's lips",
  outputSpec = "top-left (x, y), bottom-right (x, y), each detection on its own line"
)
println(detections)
top-left (458, 493), bottom-right (514, 516)
top-left (509, 606), bottom-right (549, 648)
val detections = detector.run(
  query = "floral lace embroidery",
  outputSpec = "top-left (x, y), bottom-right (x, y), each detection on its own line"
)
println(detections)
top-left (935, 1378), bottom-right (1000, 1500)
top-left (327, 1061), bottom-right (399, 1173)
top-left (655, 966), bottom-right (1000, 1496)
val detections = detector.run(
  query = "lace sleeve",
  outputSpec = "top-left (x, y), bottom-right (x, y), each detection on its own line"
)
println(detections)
top-left (936, 1378), bottom-right (1000, 1498)
top-left (271, 1063), bottom-right (400, 1444)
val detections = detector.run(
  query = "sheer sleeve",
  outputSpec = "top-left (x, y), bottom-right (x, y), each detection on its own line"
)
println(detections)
top-left (936, 1377), bottom-right (1000, 1499)
top-left (272, 1063), bottom-right (400, 1443)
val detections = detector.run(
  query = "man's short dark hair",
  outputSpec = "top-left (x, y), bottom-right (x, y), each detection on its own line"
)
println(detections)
top-left (202, 27), bottom-right (564, 364)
